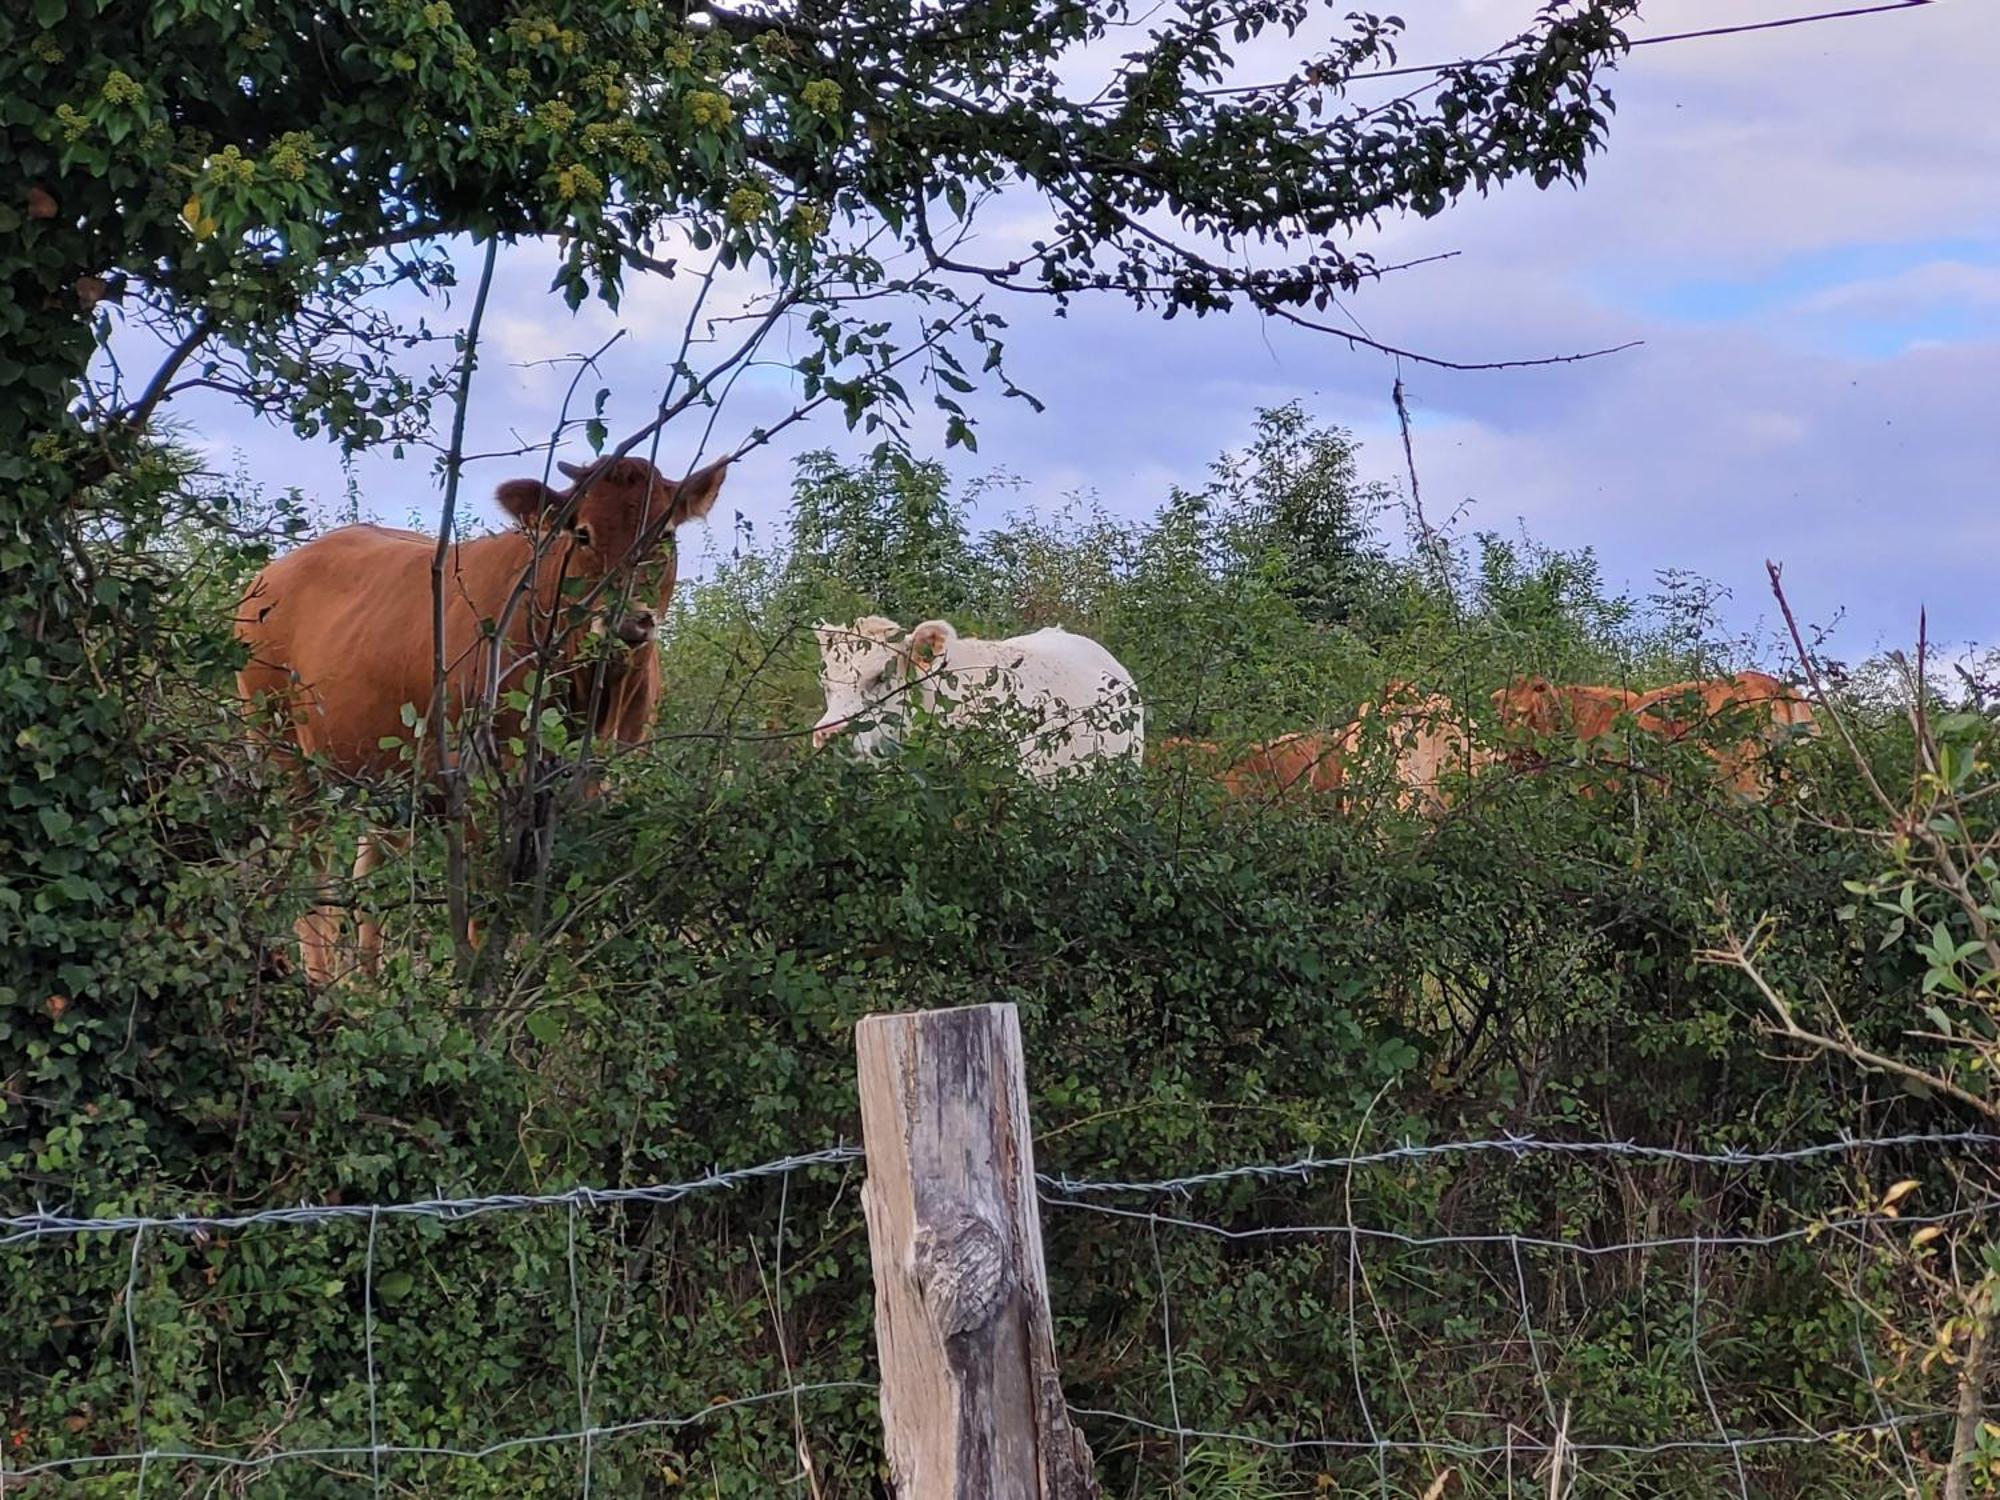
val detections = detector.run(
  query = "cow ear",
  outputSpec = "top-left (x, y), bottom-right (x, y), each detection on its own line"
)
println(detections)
top-left (853, 616), bottom-right (901, 643)
top-left (669, 457), bottom-right (730, 524)
top-left (906, 619), bottom-right (955, 669)
top-left (496, 478), bottom-right (558, 526)
top-left (557, 460), bottom-right (590, 481)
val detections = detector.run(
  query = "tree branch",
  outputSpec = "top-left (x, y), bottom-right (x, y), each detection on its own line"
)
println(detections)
top-left (117, 318), bottom-right (214, 429)
top-left (1698, 926), bottom-right (2000, 1125)
top-left (432, 236), bottom-right (502, 975)
top-left (1766, 561), bottom-right (1900, 818)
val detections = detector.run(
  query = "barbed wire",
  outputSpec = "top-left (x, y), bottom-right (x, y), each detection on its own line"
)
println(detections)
top-left (8, 1130), bottom-right (1995, 1489)
top-left (1053, 1129), bottom-right (2000, 1492)
top-left (1046, 1191), bottom-right (2000, 1253)
top-left (4, 1143), bottom-right (873, 1495)
top-left (1040, 1128), bottom-right (2000, 1198)
top-left (13, 1131), bottom-right (1986, 1244)
top-left (0, 1144), bottom-right (863, 1245)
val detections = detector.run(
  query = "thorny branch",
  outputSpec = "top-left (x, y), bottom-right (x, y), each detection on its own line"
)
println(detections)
top-left (1695, 567), bottom-right (2000, 1128)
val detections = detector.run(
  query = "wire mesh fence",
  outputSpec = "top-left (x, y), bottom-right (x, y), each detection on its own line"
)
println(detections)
top-left (1043, 1129), bottom-right (2000, 1497)
top-left (2, 1149), bottom-right (873, 1496)
top-left (7, 1130), bottom-right (1997, 1495)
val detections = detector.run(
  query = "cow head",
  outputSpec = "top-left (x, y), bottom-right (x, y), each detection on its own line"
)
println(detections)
top-left (495, 455), bottom-right (729, 646)
top-left (1492, 675), bottom-right (1562, 736)
top-left (811, 616), bottom-right (953, 753)
top-left (1734, 671), bottom-right (1821, 743)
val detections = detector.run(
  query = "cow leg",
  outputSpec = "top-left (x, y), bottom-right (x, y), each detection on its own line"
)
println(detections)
top-left (456, 816), bottom-right (482, 955)
top-left (353, 828), bottom-right (413, 976)
top-left (296, 843), bottom-right (343, 989)
top-left (1720, 745), bottom-right (1768, 802)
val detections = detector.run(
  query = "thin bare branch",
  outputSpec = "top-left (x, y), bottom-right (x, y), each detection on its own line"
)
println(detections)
top-left (1766, 561), bottom-right (1900, 818)
top-left (431, 236), bottom-right (503, 971)
top-left (1699, 926), bottom-right (2000, 1125)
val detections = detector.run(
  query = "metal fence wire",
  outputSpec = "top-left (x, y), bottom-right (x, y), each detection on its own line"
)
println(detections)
top-left (5, 1130), bottom-right (1998, 1495)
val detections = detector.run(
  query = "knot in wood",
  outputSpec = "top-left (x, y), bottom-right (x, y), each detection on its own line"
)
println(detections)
top-left (914, 1208), bottom-right (1007, 1337)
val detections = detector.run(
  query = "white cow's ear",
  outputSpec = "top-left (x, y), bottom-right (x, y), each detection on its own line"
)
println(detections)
top-left (852, 616), bottom-right (902, 643)
top-left (906, 619), bottom-right (955, 668)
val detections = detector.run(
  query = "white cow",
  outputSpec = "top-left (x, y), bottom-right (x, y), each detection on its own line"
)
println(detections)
top-left (811, 616), bottom-right (1144, 778)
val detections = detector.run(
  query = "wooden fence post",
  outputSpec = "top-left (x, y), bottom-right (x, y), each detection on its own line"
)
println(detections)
top-left (856, 1002), bottom-right (1100, 1499)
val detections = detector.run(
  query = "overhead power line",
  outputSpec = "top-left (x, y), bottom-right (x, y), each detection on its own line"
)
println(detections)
top-left (1144, 0), bottom-right (1940, 104)
top-left (1352, 0), bottom-right (1938, 84)
top-left (1627, 0), bottom-right (1935, 51)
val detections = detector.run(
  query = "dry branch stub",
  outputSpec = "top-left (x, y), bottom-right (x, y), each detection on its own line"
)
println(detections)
top-left (856, 1003), bottom-right (1100, 1499)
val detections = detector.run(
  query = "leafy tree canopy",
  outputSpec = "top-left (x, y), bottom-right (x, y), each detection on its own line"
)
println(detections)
top-left (10, 0), bottom-right (1638, 453)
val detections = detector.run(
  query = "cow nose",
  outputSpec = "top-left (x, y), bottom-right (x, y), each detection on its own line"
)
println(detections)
top-left (812, 720), bottom-right (842, 749)
top-left (615, 610), bottom-right (655, 645)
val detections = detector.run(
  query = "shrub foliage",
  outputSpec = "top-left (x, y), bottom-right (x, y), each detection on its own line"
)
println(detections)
top-left (4, 410), bottom-right (1992, 1497)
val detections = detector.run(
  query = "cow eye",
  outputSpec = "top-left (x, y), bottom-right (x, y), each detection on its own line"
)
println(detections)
top-left (572, 524), bottom-right (594, 548)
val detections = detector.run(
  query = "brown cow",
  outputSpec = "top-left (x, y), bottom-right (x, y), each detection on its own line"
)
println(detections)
top-left (1492, 675), bottom-right (1644, 742)
top-left (1226, 730), bottom-right (1357, 802)
top-left (1490, 675), bottom-right (1649, 799)
top-left (1155, 732), bottom-right (1355, 803)
top-left (1349, 683), bottom-right (1495, 816)
top-left (237, 454), bottom-right (728, 983)
top-left (1157, 682), bottom-right (1490, 816)
top-left (1631, 670), bottom-right (1817, 800)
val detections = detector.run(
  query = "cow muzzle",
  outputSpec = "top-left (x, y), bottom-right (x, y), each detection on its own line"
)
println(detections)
top-left (613, 609), bottom-right (656, 646)
top-left (812, 718), bottom-right (847, 750)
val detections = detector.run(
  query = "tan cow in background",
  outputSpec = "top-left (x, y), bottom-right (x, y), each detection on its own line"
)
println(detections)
top-left (1493, 669), bottom-right (1816, 802)
top-left (1631, 670), bottom-right (1818, 800)
top-left (1178, 730), bottom-right (1357, 803)
top-left (1492, 675), bottom-right (1644, 742)
top-left (1491, 674), bottom-right (1653, 800)
top-left (1159, 682), bottom-right (1489, 816)
top-left (1163, 668), bottom-right (1816, 813)
top-left (1345, 682), bottom-right (1494, 816)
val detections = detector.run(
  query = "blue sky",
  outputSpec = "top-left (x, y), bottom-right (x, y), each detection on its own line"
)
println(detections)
top-left (158, 0), bottom-right (2000, 660)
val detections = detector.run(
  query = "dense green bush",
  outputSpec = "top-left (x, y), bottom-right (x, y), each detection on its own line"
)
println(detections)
top-left (4, 410), bottom-right (1989, 1497)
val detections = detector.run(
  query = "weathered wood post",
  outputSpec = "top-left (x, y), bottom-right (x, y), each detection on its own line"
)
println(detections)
top-left (856, 1002), bottom-right (1099, 1499)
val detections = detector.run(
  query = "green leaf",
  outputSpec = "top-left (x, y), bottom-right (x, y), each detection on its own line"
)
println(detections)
top-left (375, 1270), bottom-right (414, 1304)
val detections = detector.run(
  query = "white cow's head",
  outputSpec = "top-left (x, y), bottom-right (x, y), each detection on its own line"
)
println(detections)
top-left (811, 616), bottom-right (953, 753)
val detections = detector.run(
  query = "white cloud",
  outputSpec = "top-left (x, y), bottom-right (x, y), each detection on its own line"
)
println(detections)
top-left (1794, 261), bottom-right (2000, 316)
